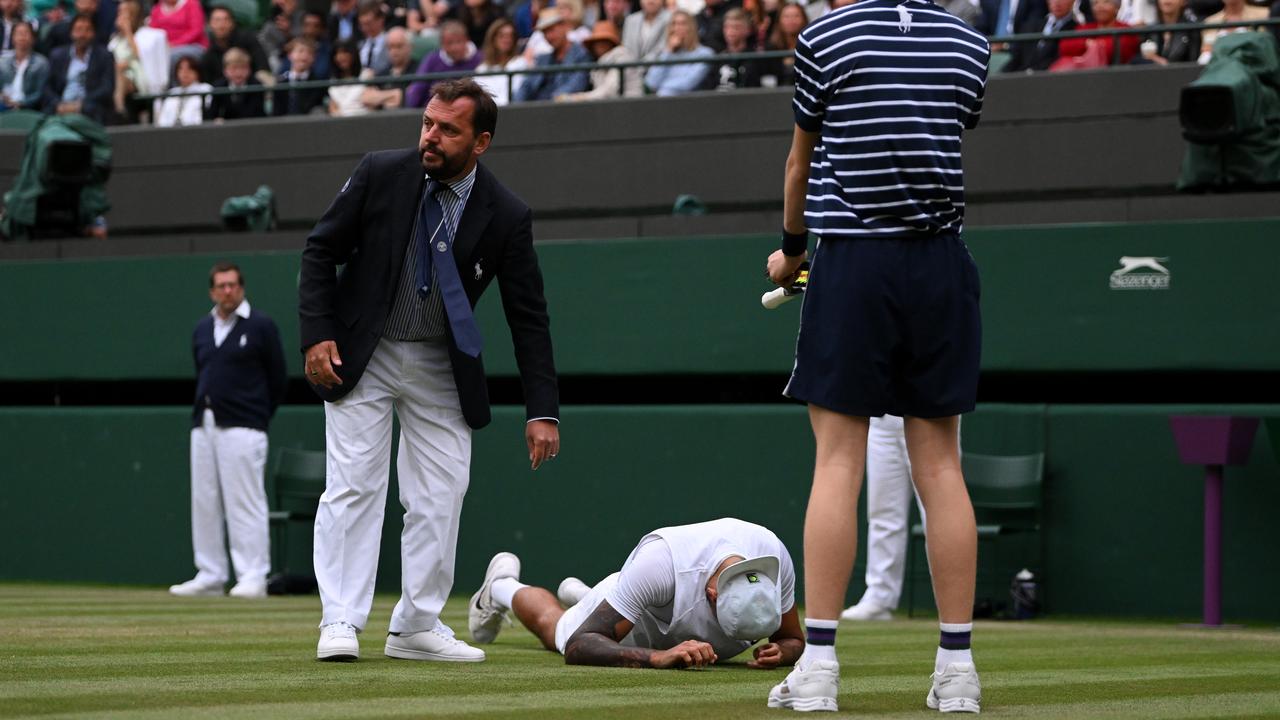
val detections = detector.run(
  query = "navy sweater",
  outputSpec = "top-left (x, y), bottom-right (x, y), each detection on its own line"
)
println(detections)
top-left (192, 308), bottom-right (288, 431)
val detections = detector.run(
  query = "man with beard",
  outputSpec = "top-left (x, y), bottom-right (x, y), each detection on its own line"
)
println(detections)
top-left (299, 78), bottom-right (560, 663)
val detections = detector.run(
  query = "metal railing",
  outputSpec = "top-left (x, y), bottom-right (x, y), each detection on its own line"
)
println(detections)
top-left (130, 18), bottom-right (1280, 122)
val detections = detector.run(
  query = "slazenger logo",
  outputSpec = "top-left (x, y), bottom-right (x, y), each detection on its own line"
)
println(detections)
top-left (1109, 256), bottom-right (1170, 290)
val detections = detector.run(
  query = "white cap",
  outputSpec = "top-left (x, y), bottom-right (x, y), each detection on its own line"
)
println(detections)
top-left (715, 555), bottom-right (782, 642)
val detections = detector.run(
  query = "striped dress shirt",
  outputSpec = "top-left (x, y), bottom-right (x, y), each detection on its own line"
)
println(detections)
top-left (383, 165), bottom-right (477, 341)
top-left (792, 0), bottom-right (989, 239)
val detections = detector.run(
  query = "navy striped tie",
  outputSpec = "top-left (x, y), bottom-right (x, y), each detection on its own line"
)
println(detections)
top-left (416, 181), bottom-right (483, 357)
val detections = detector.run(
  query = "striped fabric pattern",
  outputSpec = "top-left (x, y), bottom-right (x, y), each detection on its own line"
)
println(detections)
top-left (383, 166), bottom-right (477, 342)
top-left (792, 0), bottom-right (990, 238)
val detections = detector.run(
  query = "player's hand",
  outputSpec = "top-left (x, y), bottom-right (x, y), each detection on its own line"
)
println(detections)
top-left (767, 250), bottom-right (807, 287)
top-left (526, 419), bottom-right (560, 470)
top-left (651, 640), bottom-right (718, 669)
top-left (748, 642), bottom-right (784, 669)
top-left (304, 340), bottom-right (344, 388)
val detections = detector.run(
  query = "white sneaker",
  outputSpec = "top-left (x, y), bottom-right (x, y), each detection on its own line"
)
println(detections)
top-left (840, 599), bottom-right (892, 621)
top-left (168, 578), bottom-right (225, 597)
top-left (228, 579), bottom-right (267, 599)
top-left (386, 626), bottom-right (486, 662)
top-left (767, 659), bottom-right (840, 712)
top-left (317, 622), bottom-right (360, 661)
top-left (927, 662), bottom-right (982, 713)
top-left (556, 577), bottom-right (590, 607)
top-left (469, 551), bottom-right (521, 644)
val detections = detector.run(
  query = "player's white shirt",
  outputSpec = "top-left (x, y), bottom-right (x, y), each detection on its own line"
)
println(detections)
top-left (604, 517), bottom-right (796, 660)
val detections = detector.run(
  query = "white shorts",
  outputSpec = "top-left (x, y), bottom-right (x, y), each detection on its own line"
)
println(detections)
top-left (554, 572), bottom-right (626, 654)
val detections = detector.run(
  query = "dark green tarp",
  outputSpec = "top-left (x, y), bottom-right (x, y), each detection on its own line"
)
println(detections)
top-left (0, 113), bottom-right (112, 241)
top-left (1178, 32), bottom-right (1280, 190)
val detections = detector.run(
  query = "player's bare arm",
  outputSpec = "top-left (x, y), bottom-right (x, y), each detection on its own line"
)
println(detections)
top-left (769, 126), bottom-right (820, 286)
top-left (563, 600), bottom-right (717, 669)
top-left (748, 606), bottom-right (804, 670)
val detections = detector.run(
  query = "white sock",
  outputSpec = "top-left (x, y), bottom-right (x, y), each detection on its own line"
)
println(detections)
top-left (799, 618), bottom-right (839, 666)
top-left (936, 621), bottom-right (973, 673)
top-left (490, 577), bottom-right (527, 609)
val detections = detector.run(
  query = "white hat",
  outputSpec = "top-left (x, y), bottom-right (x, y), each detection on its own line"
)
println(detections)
top-left (715, 555), bottom-right (782, 642)
top-left (535, 7), bottom-right (568, 31)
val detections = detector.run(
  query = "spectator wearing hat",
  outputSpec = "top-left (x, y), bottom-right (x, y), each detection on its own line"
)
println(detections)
top-left (513, 7), bottom-right (591, 101)
top-left (644, 9), bottom-right (711, 96)
top-left (622, 0), bottom-right (669, 60)
top-left (560, 18), bottom-right (643, 99)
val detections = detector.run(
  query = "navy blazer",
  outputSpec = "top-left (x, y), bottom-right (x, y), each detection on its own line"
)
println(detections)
top-left (298, 150), bottom-right (559, 430)
top-left (43, 43), bottom-right (114, 124)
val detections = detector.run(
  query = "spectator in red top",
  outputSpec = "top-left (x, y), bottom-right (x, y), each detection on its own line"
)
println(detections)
top-left (150, 0), bottom-right (208, 66)
top-left (1058, 0), bottom-right (1140, 64)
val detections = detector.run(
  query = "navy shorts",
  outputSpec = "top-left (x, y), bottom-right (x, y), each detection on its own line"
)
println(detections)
top-left (784, 234), bottom-right (982, 418)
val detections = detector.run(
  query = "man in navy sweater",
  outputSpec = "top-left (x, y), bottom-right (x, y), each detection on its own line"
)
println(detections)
top-left (171, 262), bottom-right (287, 599)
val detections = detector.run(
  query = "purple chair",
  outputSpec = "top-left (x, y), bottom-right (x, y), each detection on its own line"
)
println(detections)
top-left (1169, 415), bottom-right (1260, 626)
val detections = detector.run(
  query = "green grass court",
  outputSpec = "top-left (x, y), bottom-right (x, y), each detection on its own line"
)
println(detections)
top-left (2, 584), bottom-right (1278, 719)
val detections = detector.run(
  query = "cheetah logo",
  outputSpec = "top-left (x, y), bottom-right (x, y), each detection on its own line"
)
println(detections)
top-left (1110, 256), bottom-right (1170, 290)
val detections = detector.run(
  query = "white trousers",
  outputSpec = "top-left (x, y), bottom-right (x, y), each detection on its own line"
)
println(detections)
top-left (860, 415), bottom-right (921, 609)
top-left (189, 409), bottom-right (271, 585)
top-left (314, 338), bottom-right (472, 633)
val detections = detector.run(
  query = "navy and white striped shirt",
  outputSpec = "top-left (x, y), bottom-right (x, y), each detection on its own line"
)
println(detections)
top-left (792, 0), bottom-right (989, 238)
top-left (384, 165), bottom-right (477, 341)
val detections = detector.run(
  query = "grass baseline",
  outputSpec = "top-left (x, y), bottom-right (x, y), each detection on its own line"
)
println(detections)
top-left (1, 583), bottom-right (1278, 719)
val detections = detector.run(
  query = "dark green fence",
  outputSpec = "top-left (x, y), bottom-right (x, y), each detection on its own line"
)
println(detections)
top-left (1, 219), bottom-right (1278, 380)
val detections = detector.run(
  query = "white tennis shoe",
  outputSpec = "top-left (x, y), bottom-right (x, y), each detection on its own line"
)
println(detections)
top-left (317, 622), bottom-right (359, 661)
top-left (228, 579), bottom-right (267, 599)
top-left (767, 659), bottom-right (840, 712)
top-left (556, 577), bottom-right (590, 607)
top-left (840, 599), bottom-right (892, 621)
top-left (927, 662), bottom-right (982, 713)
top-left (469, 552), bottom-right (521, 644)
top-left (168, 577), bottom-right (225, 597)
top-left (386, 625), bottom-right (486, 662)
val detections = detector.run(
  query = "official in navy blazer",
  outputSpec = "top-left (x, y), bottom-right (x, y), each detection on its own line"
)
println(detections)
top-left (170, 262), bottom-right (287, 600)
top-left (299, 78), bottom-right (560, 663)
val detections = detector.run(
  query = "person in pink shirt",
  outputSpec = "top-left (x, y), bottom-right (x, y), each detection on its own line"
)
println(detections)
top-left (149, 0), bottom-right (206, 70)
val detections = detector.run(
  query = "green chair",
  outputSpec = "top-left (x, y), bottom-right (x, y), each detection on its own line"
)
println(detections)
top-left (905, 452), bottom-right (1045, 617)
top-left (411, 33), bottom-right (440, 65)
top-left (268, 448), bottom-right (327, 580)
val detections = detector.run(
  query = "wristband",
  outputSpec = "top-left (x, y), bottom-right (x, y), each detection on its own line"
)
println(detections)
top-left (781, 230), bottom-right (808, 257)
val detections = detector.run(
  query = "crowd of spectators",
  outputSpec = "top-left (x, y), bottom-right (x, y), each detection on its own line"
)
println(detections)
top-left (0, 0), bottom-right (1277, 124)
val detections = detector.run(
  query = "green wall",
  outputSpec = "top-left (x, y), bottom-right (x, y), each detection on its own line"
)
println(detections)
top-left (2, 219), bottom-right (1278, 380)
top-left (3, 404), bottom-right (1277, 621)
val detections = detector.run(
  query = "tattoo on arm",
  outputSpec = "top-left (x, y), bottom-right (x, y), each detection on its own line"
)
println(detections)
top-left (563, 601), bottom-right (652, 669)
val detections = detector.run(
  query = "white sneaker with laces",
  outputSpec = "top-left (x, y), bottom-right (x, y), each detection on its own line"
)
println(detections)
top-left (168, 577), bottom-right (225, 597)
top-left (927, 662), bottom-right (982, 713)
top-left (317, 622), bottom-right (360, 661)
top-left (228, 579), bottom-right (267, 599)
top-left (767, 659), bottom-right (840, 712)
top-left (556, 577), bottom-right (590, 607)
top-left (840, 599), bottom-right (892, 621)
top-left (468, 552), bottom-right (521, 644)
top-left (386, 626), bottom-right (486, 662)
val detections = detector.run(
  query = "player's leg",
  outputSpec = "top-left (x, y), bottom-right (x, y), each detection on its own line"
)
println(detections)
top-left (511, 587), bottom-right (566, 651)
top-left (903, 416), bottom-right (975, 625)
top-left (803, 406), bottom-right (870, 622)
top-left (846, 414), bottom-right (913, 620)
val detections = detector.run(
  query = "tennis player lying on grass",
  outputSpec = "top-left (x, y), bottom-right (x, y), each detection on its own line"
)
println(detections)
top-left (467, 517), bottom-right (805, 669)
